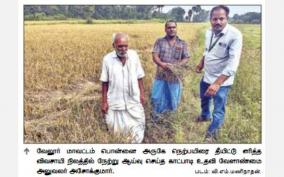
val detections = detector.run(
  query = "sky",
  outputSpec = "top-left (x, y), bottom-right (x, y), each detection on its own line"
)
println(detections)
top-left (162, 5), bottom-right (261, 17)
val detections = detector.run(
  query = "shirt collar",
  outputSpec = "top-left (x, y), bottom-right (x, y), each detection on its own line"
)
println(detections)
top-left (164, 35), bottom-right (181, 41)
top-left (221, 24), bottom-right (229, 35)
top-left (111, 51), bottom-right (118, 58)
top-left (111, 50), bottom-right (129, 62)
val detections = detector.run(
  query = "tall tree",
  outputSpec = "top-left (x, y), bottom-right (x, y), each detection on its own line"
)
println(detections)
top-left (135, 6), bottom-right (154, 19)
top-left (68, 6), bottom-right (85, 18)
top-left (187, 9), bottom-right (193, 22)
top-left (169, 7), bottom-right (185, 22)
top-left (83, 6), bottom-right (95, 19)
top-left (191, 5), bottom-right (209, 22)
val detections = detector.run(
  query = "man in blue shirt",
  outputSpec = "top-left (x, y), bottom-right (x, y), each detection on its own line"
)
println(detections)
top-left (195, 5), bottom-right (243, 142)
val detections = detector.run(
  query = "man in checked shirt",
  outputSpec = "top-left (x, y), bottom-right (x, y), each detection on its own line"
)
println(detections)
top-left (151, 20), bottom-right (190, 122)
top-left (195, 5), bottom-right (243, 143)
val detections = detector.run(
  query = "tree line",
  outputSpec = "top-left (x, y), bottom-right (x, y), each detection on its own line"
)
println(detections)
top-left (24, 5), bottom-right (261, 24)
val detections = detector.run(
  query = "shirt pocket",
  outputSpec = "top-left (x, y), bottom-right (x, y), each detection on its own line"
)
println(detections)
top-left (214, 42), bottom-right (228, 58)
top-left (174, 45), bottom-right (183, 59)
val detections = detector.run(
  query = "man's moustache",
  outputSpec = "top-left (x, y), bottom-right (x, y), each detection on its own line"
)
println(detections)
top-left (116, 51), bottom-right (127, 57)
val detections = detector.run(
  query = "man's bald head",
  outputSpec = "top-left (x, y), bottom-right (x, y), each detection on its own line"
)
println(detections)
top-left (112, 32), bottom-right (129, 58)
top-left (112, 32), bottom-right (129, 45)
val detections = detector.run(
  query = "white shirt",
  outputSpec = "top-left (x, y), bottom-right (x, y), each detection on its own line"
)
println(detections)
top-left (100, 49), bottom-right (145, 110)
top-left (203, 24), bottom-right (243, 86)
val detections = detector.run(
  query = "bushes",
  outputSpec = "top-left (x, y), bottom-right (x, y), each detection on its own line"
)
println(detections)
top-left (24, 13), bottom-right (67, 21)
top-left (85, 18), bottom-right (93, 24)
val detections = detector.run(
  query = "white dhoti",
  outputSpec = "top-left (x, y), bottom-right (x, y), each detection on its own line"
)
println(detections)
top-left (105, 104), bottom-right (145, 143)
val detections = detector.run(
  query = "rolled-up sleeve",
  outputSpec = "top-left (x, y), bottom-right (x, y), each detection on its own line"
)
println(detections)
top-left (203, 30), bottom-right (210, 56)
top-left (99, 57), bottom-right (108, 82)
top-left (135, 53), bottom-right (145, 79)
top-left (181, 41), bottom-right (190, 59)
top-left (152, 39), bottom-right (160, 53)
top-left (221, 32), bottom-right (243, 76)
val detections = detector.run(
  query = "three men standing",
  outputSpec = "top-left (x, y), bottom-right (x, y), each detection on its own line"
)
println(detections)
top-left (100, 5), bottom-right (243, 143)
top-left (196, 5), bottom-right (243, 142)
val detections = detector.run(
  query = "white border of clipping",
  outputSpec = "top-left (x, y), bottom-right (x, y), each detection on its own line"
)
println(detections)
top-left (18, 1), bottom-right (265, 177)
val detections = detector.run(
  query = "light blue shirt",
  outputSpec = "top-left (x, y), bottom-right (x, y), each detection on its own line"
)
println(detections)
top-left (203, 24), bottom-right (243, 86)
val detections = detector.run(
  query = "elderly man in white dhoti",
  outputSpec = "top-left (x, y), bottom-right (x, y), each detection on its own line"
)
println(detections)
top-left (100, 32), bottom-right (146, 143)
